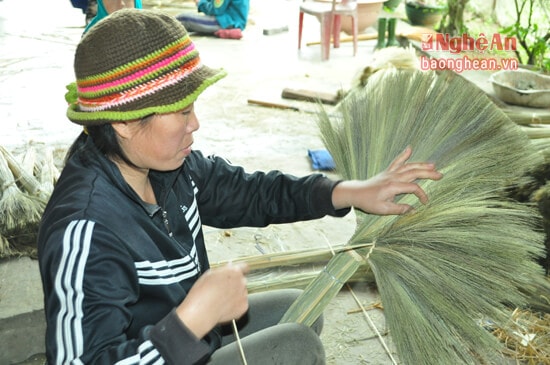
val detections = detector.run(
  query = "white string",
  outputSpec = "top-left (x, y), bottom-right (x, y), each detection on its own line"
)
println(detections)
top-left (322, 234), bottom-right (398, 365)
top-left (228, 258), bottom-right (248, 365)
top-left (232, 319), bottom-right (248, 365)
top-left (346, 281), bottom-right (398, 365)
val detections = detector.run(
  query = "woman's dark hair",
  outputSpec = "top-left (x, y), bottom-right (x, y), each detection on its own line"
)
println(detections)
top-left (65, 116), bottom-right (153, 167)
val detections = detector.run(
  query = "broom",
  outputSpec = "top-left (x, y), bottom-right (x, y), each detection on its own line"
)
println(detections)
top-left (20, 145), bottom-right (37, 176)
top-left (0, 145), bottom-right (48, 200)
top-left (36, 147), bottom-right (60, 196)
top-left (0, 150), bottom-right (47, 257)
top-left (0, 233), bottom-right (13, 258)
top-left (280, 69), bottom-right (550, 365)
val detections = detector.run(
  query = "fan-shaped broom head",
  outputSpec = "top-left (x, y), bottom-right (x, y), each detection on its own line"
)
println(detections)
top-left (282, 69), bottom-right (550, 365)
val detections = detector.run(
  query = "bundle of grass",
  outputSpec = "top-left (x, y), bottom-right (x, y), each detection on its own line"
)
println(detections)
top-left (522, 126), bottom-right (550, 140)
top-left (0, 150), bottom-right (47, 258)
top-left (20, 145), bottom-right (37, 176)
top-left (352, 46), bottom-right (419, 89)
top-left (0, 233), bottom-right (13, 258)
top-left (211, 244), bottom-right (373, 293)
top-left (505, 110), bottom-right (550, 126)
top-left (35, 147), bottom-right (60, 196)
top-left (337, 46), bottom-right (420, 102)
top-left (0, 145), bottom-right (49, 201)
top-left (280, 69), bottom-right (550, 364)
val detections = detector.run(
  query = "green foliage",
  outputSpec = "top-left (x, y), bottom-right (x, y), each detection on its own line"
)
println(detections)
top-left (406, 0), bottom-right (446, 7)
top-left (438, 0), bottom-right (469, 35)
top-left (499, 0), bottom-right (550, 71)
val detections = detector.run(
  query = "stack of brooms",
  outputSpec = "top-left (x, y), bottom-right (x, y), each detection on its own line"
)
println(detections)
top-left (220, 69), bottom-right (550, 364)
top-left (0, 144), bottom-right (59, 258)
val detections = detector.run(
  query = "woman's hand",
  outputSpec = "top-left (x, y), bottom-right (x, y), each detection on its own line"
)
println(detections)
top-left (175, 262), bottom-right (249, 339)
top-left (331, 146), bottom-right (443, 215)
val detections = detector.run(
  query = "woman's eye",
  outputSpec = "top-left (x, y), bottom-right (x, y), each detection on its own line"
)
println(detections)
top-left (181, 105), bottom-right (194, 116)
top-left (141, 113), bottom-right (155, 122)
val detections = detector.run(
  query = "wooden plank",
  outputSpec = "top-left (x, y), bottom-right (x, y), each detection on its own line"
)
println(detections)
top-left (281, 88), bottom-right (339, 105)
top-left (247, 99), bottom-right (300, 111)
top-left (263, 25), bottom-right (289, 35)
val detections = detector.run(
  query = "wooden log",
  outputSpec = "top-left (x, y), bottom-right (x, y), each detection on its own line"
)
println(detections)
top-left (247, 99), bottom-right (300, 111)
top-left (281, 88), bottom-right (339, 105)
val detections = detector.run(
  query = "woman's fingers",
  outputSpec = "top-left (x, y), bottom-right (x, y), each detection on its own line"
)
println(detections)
top-left (387, 146), bottom-right (413, 171)
top-left (228, 261), bottom-right (250, 276)
top-left (396, 165), bottom-right (443, 183)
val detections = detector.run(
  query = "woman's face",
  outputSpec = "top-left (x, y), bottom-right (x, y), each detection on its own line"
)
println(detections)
top-left (118, 104), bottom-right (199, 171)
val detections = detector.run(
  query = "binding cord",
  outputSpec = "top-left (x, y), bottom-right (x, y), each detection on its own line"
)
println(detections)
top-left (232, 319), bottom-right (248, 365)
top-left (323, 235), bottom-right (398, 365)
top-left (228, 260), bottom-right (248, 365)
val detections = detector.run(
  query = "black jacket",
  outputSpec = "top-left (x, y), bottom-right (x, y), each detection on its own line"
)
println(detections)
top-left (38, 139), bottom-right (348, 364)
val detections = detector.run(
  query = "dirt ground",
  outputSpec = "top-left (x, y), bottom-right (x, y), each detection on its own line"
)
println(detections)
top-left (0, 0), bottom-right (417, 363)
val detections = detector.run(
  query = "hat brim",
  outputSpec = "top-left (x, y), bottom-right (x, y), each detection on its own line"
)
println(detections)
top-left (67, 65), bottom-right (226, 126)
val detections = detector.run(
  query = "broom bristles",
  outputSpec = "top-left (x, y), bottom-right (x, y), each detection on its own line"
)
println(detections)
top-left (20, 145), bottom-right (37, 176)
top-left (281, 69), bottom-right (550, 364)
top-left (38, 147), bottom-right (58, 195)
top-left (0, 150), bottom-right (46, 257)
top-left (0, 186), bottom-right (45, 232)
top-left (0, 233), bottom-right (13, 258)
top-left (0, 145), bottom-right (44, 198)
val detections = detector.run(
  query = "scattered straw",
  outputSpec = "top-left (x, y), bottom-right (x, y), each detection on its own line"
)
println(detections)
top-left (493, 309), bottom-right (550, 365)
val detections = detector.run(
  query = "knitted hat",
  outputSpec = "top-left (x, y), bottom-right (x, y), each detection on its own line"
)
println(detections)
top-left (66, 9), bottom-right (226, 126)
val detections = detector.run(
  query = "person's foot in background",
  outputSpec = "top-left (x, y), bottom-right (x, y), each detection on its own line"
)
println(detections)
top-left (214, 28), bottom-right (242, 39)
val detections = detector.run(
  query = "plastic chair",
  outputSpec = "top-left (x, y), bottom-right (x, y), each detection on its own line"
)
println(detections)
top-left (298, 0), bottom-right (358, 61)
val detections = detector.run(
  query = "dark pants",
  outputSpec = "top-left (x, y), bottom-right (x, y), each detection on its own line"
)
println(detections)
top-left (208, 289), bottom-right (326, 365)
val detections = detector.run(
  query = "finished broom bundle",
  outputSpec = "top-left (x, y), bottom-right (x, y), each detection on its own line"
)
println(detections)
top-left (281, 70), bottom-right (550, 364)
top-left (0, 145), bottom-right (52, 258)
top-left (20, 145), bottom-right (37, 176)
top-left (352, 45), bottom-right (419, 89)
top-left (36, 147), bottom-right (60, 195)
top-left (0, 145), bottom-right (48, 201)
top-left (0, 152), bottom-right (46, 237)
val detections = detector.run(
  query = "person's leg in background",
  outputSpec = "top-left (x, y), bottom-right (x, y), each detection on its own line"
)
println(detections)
top-left (176, 12), bottom-right (221, 34)
top-left (176, 12), bottom-right (242, 39)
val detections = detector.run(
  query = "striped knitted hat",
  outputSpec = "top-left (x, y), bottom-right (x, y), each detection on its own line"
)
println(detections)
top-left (66, 9), bottom-right (226, 126)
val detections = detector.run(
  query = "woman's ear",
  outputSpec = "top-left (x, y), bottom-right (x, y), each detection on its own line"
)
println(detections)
top-left (111, 121), bottom-right (132, 139)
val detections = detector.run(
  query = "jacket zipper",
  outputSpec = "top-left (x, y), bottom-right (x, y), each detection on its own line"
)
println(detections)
top-left (161, 209), bottom-right (173, 237)
top-left (161, 187), bottom-right (201, 274)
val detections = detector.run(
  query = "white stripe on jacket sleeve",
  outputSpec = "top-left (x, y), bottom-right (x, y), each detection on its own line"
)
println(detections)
top-left (51, 220), bottom-right (164, 364)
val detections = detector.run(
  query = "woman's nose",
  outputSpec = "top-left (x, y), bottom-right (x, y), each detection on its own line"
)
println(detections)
top-left (187, 111), bottom-right (200, 132)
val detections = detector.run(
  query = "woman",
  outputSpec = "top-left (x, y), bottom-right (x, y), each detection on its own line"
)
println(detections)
top-left (38, 9), bottom-right (442, 365)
